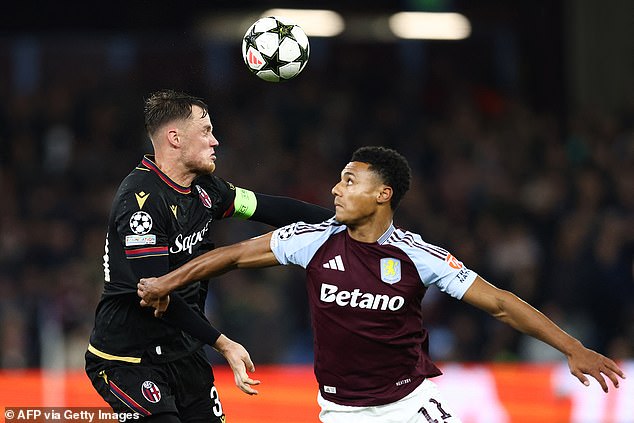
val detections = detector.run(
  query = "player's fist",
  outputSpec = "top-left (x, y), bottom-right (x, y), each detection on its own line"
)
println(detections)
top-left (138, 278), bottom-right (170, 317)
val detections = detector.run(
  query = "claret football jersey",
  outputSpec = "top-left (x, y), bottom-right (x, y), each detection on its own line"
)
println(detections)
top-left (270, 218), bottom-right (477, 406)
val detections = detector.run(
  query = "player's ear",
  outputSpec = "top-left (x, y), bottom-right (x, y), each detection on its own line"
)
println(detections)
top-left (166, 127), bottom-right (180, 148)
top-left (377, 185), bottom-right (393, 205)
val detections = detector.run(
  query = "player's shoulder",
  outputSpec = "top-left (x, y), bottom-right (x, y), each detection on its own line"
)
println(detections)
top-left (384, 226), bottom-right (424, 244)
top-left (295, 216), bottom-right (343, 234)
top-left (275, 217), bottom-right (343, 241)
top-left (384, 227), bottom-right (449, 260)
top-left (111, 164), bottom-right (167, 212)
top-left (122, 163), bottom-right (156, 186)
top-left (193, 173), bottom-right (235, 196)
top-left (271, 218), bottom-right (344, 266)
top-left (194, 172), bottom-right (225, 186)
top-left (118, 154), bottom-right (190, 195)
top-left (117, 167), bottom-right (159, 195)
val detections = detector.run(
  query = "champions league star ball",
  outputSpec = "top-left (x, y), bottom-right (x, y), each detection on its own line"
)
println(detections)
top-left (242, 16), bottom-right (310, 82)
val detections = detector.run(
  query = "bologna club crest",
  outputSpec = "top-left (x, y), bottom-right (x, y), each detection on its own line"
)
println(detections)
top-left (141, 380), bottom-right (161, 403)
top-left (196, 185), bottom-right (213, 208)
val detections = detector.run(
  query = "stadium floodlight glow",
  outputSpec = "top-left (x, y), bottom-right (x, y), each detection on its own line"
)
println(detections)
top-left (389, 12), bottom-right (471, 40)
top-left (262, 9), bottom-right (345, 37)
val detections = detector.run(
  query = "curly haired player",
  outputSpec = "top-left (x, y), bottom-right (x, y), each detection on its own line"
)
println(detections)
top-left (138, 146), bottom-right (624, 423)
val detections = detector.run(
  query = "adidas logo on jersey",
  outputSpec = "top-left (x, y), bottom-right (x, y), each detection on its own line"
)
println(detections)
top-left (323, 255), bottom-right (345, 271)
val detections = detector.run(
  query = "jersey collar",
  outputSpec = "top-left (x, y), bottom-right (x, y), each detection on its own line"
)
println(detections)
top-left (141, 155), bottom-right (192, 195)
top-left (377, 222), bottom-right (396, 245)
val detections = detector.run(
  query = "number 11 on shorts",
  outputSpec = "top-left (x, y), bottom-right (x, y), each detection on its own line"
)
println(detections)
top-left (418, 398), bottom-right (453, 422)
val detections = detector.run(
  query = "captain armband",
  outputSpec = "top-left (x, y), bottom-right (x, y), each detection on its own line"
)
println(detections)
top-left (233, 187), bottom-right (258, 219)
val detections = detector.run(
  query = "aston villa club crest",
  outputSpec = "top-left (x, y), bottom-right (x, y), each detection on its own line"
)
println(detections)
top-left (380, 258), bottom-right (401, 284)
top-left (196, 185), bottom-right (212, 208)
top-left (141, 380), bottom-right (161, 403)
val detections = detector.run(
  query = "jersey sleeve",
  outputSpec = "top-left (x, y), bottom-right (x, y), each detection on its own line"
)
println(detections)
top-left (406, 235), bottom-right (477, 300)
top-left (114, 187), bottom-right (170, 279)
top-left (270, 220), bottom-right (338, 268)
top-left (428, 256), bottom-right (477, 300)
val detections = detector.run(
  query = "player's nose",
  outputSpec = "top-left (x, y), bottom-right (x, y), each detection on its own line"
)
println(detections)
top-left (331, 181), bottom-right (341, 196)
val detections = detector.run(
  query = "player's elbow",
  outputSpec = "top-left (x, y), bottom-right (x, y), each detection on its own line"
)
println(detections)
top-left (489, 289), bottom-right (528, 328)
top-left (488, 289), bottom-right (515, 321)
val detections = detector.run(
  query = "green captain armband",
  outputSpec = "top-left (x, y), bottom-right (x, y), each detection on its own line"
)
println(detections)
top-left (233, 187), bottom-right (257, 219)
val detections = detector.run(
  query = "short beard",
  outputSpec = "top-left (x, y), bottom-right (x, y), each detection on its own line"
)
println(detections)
top-left (189, 160), bottom-right (216, 176)
top-left (205, 161), bottom-right (216, 174)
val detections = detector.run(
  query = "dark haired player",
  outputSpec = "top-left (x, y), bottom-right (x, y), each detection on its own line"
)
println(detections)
top-left (85, 89), bottom-right (332, 423)
top-left (138, 146), bottom-right (625, 422)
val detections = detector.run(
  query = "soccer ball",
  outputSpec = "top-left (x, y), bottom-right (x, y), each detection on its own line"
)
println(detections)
top-left (242, 16), bottom-right (310, 82)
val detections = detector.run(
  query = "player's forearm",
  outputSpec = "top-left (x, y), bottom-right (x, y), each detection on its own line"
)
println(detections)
top-left (159, 245), bottom-right (240, 293)
top-left (493, 290), bottom-right (583, 356)
top-left (163, 293), bottom-right (221, 345)
top-left (251, 193), bottom-right (332, 226)
top-left (158, 233), bottom-right (277, 295)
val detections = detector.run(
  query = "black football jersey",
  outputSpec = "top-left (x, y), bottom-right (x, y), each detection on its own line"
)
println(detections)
top-left (89, 155), bottom-right (236, 363)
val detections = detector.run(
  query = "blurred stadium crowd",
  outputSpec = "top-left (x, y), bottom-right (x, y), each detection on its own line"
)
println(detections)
top-left (0, 19), bottom-right (632, 370)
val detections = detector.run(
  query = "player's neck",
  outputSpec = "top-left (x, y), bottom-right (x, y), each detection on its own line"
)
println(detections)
top-left (154, 154), bottom-right (195, 188)
top-left (346, 214), bottom-right (392, 243)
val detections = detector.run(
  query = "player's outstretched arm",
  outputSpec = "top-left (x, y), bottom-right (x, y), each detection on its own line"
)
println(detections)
top-left (159, 295), bottom-right (259, 395)
top-left (138, 232), bottom-right (278, 311)
top-left (249, 193), bottom-right (333, 227)
top-left (214, 334), bottom-right (261, 395)
top-left (462, 275), bottom-right (626, 393)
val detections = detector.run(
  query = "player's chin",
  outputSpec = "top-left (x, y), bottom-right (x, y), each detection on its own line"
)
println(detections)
top-left (334, 210), bottom-right (349, 223)
top-left (197, 161), bottom-right (216, 175)
top-left (194, 163), bottom-right (216, 175)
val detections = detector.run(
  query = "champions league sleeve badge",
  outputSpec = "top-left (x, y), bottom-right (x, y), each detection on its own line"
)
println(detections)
top-left (277, 223), bottom-right (297, 240)
top-left (270, 223), bottom-right (296, 250)
top-left (130, 211), bottom-right (153, 235)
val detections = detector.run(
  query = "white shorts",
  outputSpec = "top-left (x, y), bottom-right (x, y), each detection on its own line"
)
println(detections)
top-left (317, 379), bottom-right (462, 423)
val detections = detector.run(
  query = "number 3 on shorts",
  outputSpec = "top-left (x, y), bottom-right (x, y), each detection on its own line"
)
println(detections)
top-left (210, 386), bottom-right (223, 417)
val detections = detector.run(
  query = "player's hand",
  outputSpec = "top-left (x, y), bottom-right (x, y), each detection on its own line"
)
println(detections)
top-left (138, 277), bottom-right (171, 317)
top-left (138, 294), bottom-right (170, 318)
top-left (138, 277), bottom-right (170, 300)
top-left (138, 278), bottom-right (171, 318)
top-left (567, 345), bottom-right (625, 393)
top-left (214, 335), bottom-right (261, 395)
